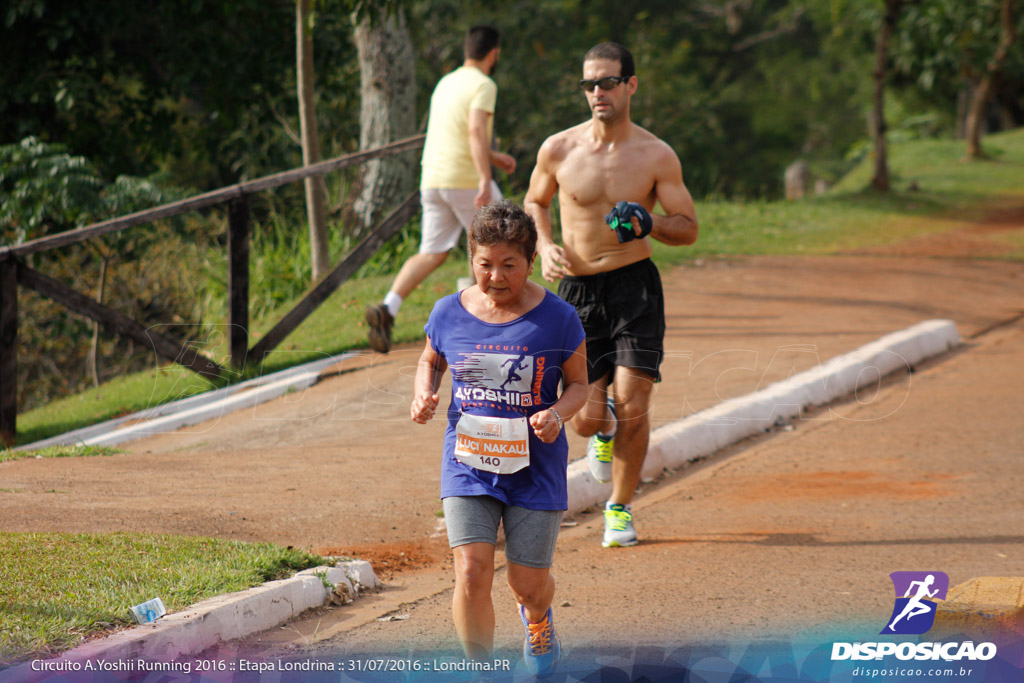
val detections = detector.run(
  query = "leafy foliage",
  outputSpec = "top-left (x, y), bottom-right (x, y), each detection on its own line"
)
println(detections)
top-left (0, 138), bottom-right (214, 411)
top-left (5, 0), bottom-right (1020, 200)
top-left (1, 0), bottom-right (361, 189)
top-left (0, 137), bottom-right (104, 244)
top-left (888, 0), bottom-right (1024, 143)
top-left (893, 0), bottom-right (1024, 93)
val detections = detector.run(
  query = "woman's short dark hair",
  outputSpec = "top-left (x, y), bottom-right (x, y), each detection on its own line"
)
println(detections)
top-left (583, 42), bottom-right (635, 79)
top-left (465, 25), bottom-right (501, 61)
top-left (470, 200), bottom-right (537, 261)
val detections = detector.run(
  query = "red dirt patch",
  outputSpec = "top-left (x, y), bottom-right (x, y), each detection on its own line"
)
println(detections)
top-left (969, 204), bottom-right (1024, 232)
top-left (855, 201), bottom-right (1024, 258)
top-left (733, 470), bottom-right (957, 501)
top-left (311, 539), bottom-right (451, 579)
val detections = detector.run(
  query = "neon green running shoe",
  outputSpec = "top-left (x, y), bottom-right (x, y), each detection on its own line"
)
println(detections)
top-left (602, 503), bottom-right (638, 548)
top-left (587, 433), bottom-right (614, 483)
top-left (586, 399), bottom-right (617, 483)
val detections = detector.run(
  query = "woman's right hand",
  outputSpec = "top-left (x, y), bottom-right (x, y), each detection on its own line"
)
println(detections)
top-left (410, 392), bottom-right (440, 424)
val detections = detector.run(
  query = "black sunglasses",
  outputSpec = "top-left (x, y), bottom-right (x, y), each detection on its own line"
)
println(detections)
top-left (579, 75), bottom-right (630, 92)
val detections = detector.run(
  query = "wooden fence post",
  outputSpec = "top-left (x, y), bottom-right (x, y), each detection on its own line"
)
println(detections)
top-left (247, 191), bottom-right (420, 365)
top-left (0, 257), bottom-right (17, 446)
top-left (228, 195), bottom-right (250, 369)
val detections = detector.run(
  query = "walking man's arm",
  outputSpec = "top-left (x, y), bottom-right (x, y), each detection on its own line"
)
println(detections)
top-left (468, 108), bottom-right (495, 208)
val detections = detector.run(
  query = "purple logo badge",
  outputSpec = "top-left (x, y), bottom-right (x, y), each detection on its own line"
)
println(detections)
top-left (881, 571), bottom-right (949, 635)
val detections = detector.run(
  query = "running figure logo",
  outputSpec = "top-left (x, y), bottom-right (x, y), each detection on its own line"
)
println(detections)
top-left (881, 571), bottom-right (949, 635)
top-left (450, 352), bottom-right (534, 393)
top-left (500, 353), bottom-right (529, 389)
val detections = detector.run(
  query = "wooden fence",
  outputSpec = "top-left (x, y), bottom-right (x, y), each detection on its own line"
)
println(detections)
top-left (0, 135), bottom-right (425, 446)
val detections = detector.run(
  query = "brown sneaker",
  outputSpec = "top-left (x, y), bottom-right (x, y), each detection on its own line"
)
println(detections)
top-left (365, 303), bottom-right (394, 354)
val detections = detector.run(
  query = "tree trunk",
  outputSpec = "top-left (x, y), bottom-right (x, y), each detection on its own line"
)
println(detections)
top-left (297, 0), bottom-right (330, 280)
top-left (351, 6), bottom-right (417, 238)
top-left (965, 78), bottom-right (995, 160)
top-left (955, 87), bottom-right (971, 139)
top-left (870, 0), bottom-right (901, 192)
top-left (87, 251), bottom-right (108, 387)
top-left (965, 0), bottom-right (1016, 160)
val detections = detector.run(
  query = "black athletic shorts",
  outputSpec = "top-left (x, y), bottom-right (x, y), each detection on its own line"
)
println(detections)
top-left (557, 258), bottom-right (665, 384)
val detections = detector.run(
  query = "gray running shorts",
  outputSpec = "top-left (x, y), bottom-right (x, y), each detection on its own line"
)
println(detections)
top-left (442, 495), bottom-right (563, 569)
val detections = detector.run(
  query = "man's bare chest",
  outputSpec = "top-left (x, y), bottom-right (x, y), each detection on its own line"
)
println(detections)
top-left (556, 148), bottom-right (656, 207)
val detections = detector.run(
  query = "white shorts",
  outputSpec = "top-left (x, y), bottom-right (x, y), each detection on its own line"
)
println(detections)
top-left (419, 181), bottom-right (502, 254)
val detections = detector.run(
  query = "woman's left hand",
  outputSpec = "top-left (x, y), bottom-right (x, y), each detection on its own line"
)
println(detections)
top-left (411, 391), bottom-right (440, 424)
top-left (529, 409), bottom-right (561, 444)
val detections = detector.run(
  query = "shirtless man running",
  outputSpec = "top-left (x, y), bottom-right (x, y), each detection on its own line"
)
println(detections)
top-left (524, 42), bottom-right (698, 548)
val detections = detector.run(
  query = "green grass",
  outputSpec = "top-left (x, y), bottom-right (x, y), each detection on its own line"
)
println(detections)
top-left (658, 129), bottom-right (1024, 263)
top-left (0, 444), bottom-right (119, 463)
top-left (15, 128), bottom-right (1024, 446)
top-left (15, 369), bottom-right (219, 447)
top-left (0, 532), bottom-right (326, 666)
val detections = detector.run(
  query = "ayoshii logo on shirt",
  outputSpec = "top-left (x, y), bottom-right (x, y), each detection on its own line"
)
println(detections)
top-left (881, 571), bottom-right (949, 635)
top-left (450, 350), bottom-right (536, 407)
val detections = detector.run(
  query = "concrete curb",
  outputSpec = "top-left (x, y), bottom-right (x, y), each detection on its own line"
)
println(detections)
top-left (1, 561), bottom-right (377, 683)
top-left (566, 319), bottom-right (960, 515)
top-left (18, 351), bottom-right (360, 450)
top-left (934, 577), bottom-right (1024, 644)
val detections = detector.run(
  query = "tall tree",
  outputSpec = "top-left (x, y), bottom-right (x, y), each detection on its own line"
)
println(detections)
top-left (0, 0), bottom-right (306, 188)
top-left (871, 0), bottom-right (903, 191)
top-left (894, 0), bottom-right (1024, 158)
top-left (351, 4), bottom-right (416, 236)
top-left (297, 0), bottom-right (330, 280)
top-left (965, 0), bottom-right (1016, 159)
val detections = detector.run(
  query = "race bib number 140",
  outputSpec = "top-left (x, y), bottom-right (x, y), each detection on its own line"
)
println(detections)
top-left (454, 413), bottom-right (530, 474)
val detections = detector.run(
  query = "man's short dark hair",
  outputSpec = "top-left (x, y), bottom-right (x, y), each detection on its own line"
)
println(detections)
top-left (583, 42), bottom-right (635, 79)
top-left (465, 25), bottom-right (501, 60)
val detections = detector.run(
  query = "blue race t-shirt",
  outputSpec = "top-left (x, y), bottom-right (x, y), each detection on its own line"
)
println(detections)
top-left (424, 288), bottom-right (585, 510)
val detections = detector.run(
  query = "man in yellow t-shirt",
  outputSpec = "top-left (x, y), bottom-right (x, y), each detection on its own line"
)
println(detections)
top-left (366, 25), bottom-right (516, 354)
